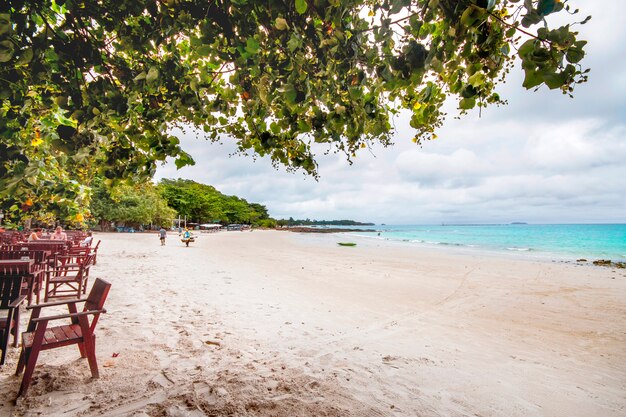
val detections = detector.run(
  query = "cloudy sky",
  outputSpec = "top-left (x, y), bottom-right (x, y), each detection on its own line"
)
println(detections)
top-left (155, 1), bottom-right (626, 225)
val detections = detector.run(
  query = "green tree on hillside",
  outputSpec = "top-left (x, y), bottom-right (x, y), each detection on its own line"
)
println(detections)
top-left (90, 178), bottom-right (176, 229)
top-left (157, 179), bottom-right (270, 225)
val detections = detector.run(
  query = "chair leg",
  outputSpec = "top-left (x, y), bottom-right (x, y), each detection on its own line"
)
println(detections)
top-left (0, 333), bottom-right (8, 366)
top-left (44, 279), bottom-right (50, 302)
top-left (17, 346), bottom-right (41, 397)
top-left (17, 322), bottom-right (47, 397)
top-left (13, 308), bottom-right (20, 347)
top-left (35, 273), bottom-right (42, 304)
top-left (26, 277), bottom-right (33, 306)
top-left (83, 335), bottom-right (99, 378)
top-left (77, 342), bottom-right (86, 358)
top-left (15, 347), bottom-right (26, 375)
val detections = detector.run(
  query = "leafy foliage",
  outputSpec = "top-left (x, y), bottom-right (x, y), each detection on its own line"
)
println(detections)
top-left (157, 178), bottom-right (271, 225)
top-left (90, 178), bottom-right (176, 228)
top-left (0, 0), bottom-right (590, 218)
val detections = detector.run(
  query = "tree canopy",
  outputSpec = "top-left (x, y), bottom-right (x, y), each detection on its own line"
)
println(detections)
top-left (0, 0), bottom-right (589, 222)
top-left (90, 177), bottom-right (176, 229)
top-left (157, 178), bottom-right (273, 226)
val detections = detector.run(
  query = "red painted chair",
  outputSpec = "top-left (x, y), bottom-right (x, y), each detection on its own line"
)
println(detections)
top-left (91, 240), bottom-right (101, 265)
top-left (15, 278), bottom-right (111, 397)
top-left (0, 275), bottom-right (26, 365)
top-left (0, 259), bottom-right (42, 305)
top-left (44, 253), bottom-right (95, 301)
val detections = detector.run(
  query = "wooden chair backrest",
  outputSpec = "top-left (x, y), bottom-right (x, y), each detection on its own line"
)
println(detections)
top-left (0, 275), bottom-right (23, 309)
top-left (9, 242), bottom-right (67, 253)
top-left (54, 253), bottom-right (93, 272)
top-left (0, 250), bottom-right (47, 263)
top-left (77, 253), bottom-right (94, 267)
top-left (84, 278), bottom-right (111, 331)
top-left (0, 261), bottom-right (30, 275)
top-left (85, 278), bottom-right (111, 311)
top-left (0, 250), bottom-right (30, 260)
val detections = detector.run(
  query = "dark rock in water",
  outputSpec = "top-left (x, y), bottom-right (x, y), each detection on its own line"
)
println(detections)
top-left (593, 259), bottom-right (626, 268)
top-left (576, 259), bottom-right (587, 262)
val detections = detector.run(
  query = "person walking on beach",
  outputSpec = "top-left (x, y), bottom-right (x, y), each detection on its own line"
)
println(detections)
top-left (159, 227), bottom-right (167, 246)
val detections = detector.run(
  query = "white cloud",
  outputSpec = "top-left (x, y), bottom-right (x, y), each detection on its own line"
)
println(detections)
top-left (395, 148), bottom-right (491, 187)
top-left (522, 121), bottom-right (626, 172)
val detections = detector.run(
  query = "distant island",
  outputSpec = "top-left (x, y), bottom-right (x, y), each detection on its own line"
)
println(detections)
top-left (277, 218), bottom-right (375, 226)
top-left (511, 222), bottom-right (528, 225)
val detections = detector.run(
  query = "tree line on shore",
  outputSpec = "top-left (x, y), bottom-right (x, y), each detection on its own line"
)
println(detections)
top-left (277, 218), bottom-right (374, 227)
top-left (92, 178), bottom-right (277, 230)
top-left (2, 178), bottom-right (276, 230)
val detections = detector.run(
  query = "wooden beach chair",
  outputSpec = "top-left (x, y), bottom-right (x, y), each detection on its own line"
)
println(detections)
top-left (0, 275), bottom-right (26, 365)
top-left (44, 253), bottom-right (95, 301)
top-left (15, 278), bottom-right (111, 397)
top-left (0, 259), bottom-right (43, 306)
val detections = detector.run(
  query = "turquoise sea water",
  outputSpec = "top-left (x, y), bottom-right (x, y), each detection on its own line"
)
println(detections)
top-left (340, 224), bottom-right (626, 261)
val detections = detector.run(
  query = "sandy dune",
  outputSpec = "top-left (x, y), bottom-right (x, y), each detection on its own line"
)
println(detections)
top-left (1, 230), bottom-right (624, 416)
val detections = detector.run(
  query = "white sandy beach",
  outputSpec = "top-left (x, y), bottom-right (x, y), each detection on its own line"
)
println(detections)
top-left (1, 230), bottom-right (625, 416)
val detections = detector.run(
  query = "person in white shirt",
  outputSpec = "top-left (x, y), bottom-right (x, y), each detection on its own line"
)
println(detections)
top-left (80, 232), bottom-right (93, 247)
top-left (28, 228), bottom-right (42, 241)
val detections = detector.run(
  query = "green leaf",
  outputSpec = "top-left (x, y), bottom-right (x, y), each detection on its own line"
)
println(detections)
top-left (468, 72), bottom-right (486, 88)
top-left (197, 45), bottom-right (212, 57)
top-left (566, 47), bottom-right (585, 64)
top-left (521, 11), bottom-right (543, 28)
top-left (0, 40), bottom-right (15, 63)
top-left (283, 84), bottom-right (297, 105)
top-left (518, 39), bottom-right (535, 58)
top-left (146, 66), bottom-right (159, 83)
top-left (0, 13), bottom-right (11, 36)
top-left (297, 119), bottom-right (311, 132)
top-left (295, 0), bottom-right (308, 15)
top-left (542, 72), bottom-right (566, 89)
top-left (174, 152), bottom-right (195, 169)
top-left (245, 38), bottom-right (260, 54)
top-left (522, 69), bottom-right (543, 89)
top-left (389, 0), bottom-right (405, 15)
top-left (275, 17), bottom-right (289, 31)
top-left (459, 97), bottom-right (475, 110)
top-left (537, 0), bottom-right (556, 16)
top-left (133, 71), bottom-right (146, 81)
top-left (348, 86), bottom-right (362, 100)
top-left (55, 112), bottom-right (78, 128)
top-left (15, 48), bottom-right (34, 66)
top-left (287, 33), bottom-right (302, 52)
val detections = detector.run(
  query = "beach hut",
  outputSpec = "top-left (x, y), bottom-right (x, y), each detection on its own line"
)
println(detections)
top-left (199, 224), bottom-right (223, 233)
